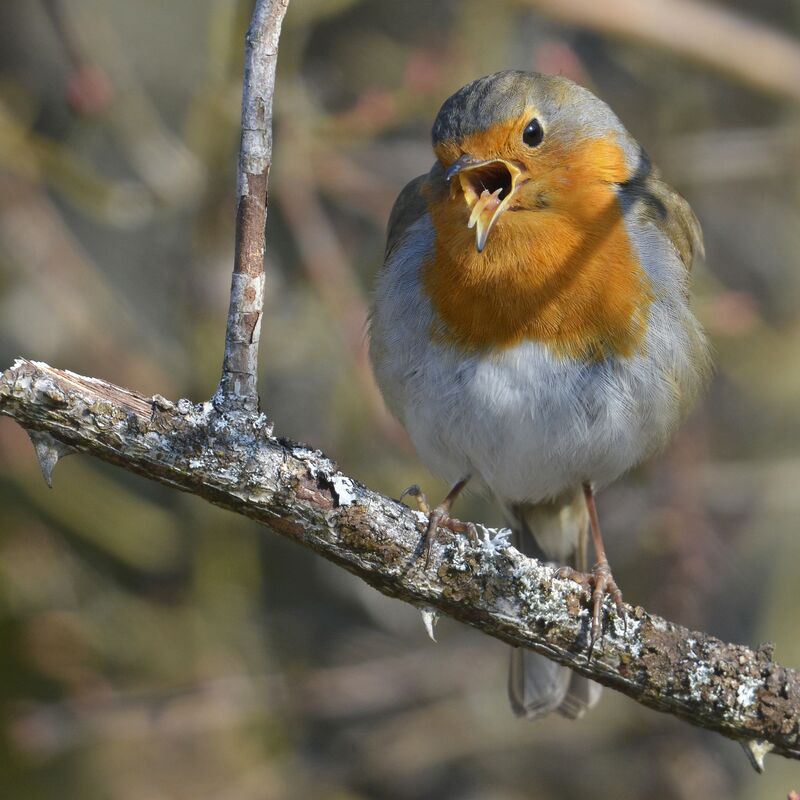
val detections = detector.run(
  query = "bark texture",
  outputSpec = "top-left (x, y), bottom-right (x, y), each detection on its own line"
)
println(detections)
top-left (214, 0), bottom-right (290, 411)
top-left (2, 358), bottom-right (798, 765)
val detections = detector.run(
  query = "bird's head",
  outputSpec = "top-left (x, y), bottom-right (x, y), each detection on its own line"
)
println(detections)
top-left (430, 70), bottom-right (639, 253)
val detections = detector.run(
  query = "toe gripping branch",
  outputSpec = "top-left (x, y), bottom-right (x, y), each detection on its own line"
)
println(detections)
top-left (558, 482), bottom-right (627, 658)
top-left (400, 479), bottom-right (478, 567)
top-left (557, 558), bottom-right (626, 658)
top-left (401, 479), bottom-right (626, 659)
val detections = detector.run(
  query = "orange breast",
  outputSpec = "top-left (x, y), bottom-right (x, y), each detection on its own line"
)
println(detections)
top-left (423, 137), bottom-right (653, 361)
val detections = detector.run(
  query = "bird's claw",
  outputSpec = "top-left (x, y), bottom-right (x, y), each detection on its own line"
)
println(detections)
top-left (400, 484), bottom-right (430, 514)
top-left (400, 485), bottom-right (479, 567)
top-left (557, 558), bottom-right (626, 658)
top-left (401, 480), bottom-right (477, 567)
top-left (422, 508), bottom-right (480, 567)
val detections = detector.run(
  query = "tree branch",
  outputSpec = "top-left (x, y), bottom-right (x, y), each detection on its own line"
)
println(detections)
top-left (1, 358), bottom-right (799, 767)
top-left (214, 0), bottom-right (290, 411)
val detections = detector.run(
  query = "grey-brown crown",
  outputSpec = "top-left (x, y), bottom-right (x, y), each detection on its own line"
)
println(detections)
top-left (431, 70), bottom-right (634, 158)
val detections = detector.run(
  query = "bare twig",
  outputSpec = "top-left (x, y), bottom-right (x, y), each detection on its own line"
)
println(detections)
top-left (41, 0), bottom-right (84, 68)
top-left (40, 0), bottom-right (114, 116)
top-left (521, 0), bottom-right (800, 104)
top-left (215, 0), bottom-right (290, 411)
top-left (11, 643), bottom-right (498, 757)
top-left (1, 358), bottom-right (798, 765)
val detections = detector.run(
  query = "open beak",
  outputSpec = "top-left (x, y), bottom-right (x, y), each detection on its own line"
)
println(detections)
top-left (446, 156), bottom-right (522, 252)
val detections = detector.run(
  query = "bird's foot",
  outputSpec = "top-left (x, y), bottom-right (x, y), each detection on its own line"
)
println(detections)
top-left (557, 558), bottom-right (626, 657)
top-left (400, 484), bottom-right (479, 567)
top-left (400, 484), bottom-right (432, 514)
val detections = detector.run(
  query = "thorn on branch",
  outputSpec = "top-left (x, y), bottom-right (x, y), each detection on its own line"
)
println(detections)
top-left (741, 738), bottom-right (774, 773)
top-left (27, 429), bottom-right (76, 488)
top-left (420, 607), bottom-right (439, 642)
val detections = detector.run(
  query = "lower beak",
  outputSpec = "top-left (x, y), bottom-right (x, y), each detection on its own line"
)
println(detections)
top-left (446, 157), bottom-right (522, 252)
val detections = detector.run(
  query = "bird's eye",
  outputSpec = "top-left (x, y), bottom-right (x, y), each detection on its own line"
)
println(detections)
top-left (522, 118), bottom-right (544, 147)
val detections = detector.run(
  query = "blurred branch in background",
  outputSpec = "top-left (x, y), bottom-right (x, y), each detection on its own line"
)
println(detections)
top-left (40, 0), bottom-right (114, 117)
top-left (521, 0), bottom-right (800, 103)
top-left (0, 173), bottom-right (182, 388)
top-left (41, 0), bottom-right (206, 208)
top-left (275, 105), bottom-right (406, 445)
top-left (0, 98), bottom-right (154, 227)
top-left (661, 124), bottom-right (800, 185)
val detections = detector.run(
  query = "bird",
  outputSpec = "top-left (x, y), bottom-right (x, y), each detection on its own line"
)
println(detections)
top-left (368, 70), bottom-right (710, 720)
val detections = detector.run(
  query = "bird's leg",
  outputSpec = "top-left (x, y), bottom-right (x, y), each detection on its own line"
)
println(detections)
top-left (401, 477), bottom-right (479, 567)
top-left (583, 482), bottom-right (626, 648)
top-left (557, 482), bottom-right (626, 655)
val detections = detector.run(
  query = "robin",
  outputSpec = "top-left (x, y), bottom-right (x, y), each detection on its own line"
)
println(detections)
top-left (368, 71), bottom-right (709, 719)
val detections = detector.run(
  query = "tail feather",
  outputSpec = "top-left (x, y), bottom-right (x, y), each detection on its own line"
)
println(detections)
top-left (558, 672), bottom-right (603, 720)
top-left (506, 489), bottom-right (602, 721)
top-left (508, 648), bottom-right (571, 718)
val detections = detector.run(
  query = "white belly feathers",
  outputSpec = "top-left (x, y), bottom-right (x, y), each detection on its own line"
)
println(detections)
top-left (369, 214), bottom-right (705, 503)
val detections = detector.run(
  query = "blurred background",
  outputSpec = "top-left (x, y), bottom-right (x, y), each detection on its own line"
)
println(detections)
top-left (1, 0), bottom-right (799, 797)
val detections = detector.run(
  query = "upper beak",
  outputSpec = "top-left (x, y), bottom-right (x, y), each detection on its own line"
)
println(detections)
top-left (445, 155), bottom-right (482, 182)
top-left (446, 156), bottom-right (522, 252)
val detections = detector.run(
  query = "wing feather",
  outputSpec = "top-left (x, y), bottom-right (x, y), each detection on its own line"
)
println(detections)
top-left (384, 171), bottom-right (434, 261)
top-left (621, 146), bottom-right (703, 272)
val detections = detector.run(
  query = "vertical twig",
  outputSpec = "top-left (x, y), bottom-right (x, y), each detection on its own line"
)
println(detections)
top-left (214, 0), bottom-right (291, 412)
top-left (41, 0), bottom-right (86, 71)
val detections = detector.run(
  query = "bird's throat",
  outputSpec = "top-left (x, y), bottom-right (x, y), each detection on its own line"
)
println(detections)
top-left (423, 185), bottom-right (653, 361)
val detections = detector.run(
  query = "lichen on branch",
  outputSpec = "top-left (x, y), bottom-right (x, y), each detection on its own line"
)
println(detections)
top-left (1, 358), bottom-right (798, 766)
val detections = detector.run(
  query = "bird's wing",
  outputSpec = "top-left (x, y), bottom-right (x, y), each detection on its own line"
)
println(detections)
top-left (622, 147), bottom-right (704, 272)
top-left (644, 173), bottom-right (704, 270)
top-left (384, 172), bottom-right (433, 261)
